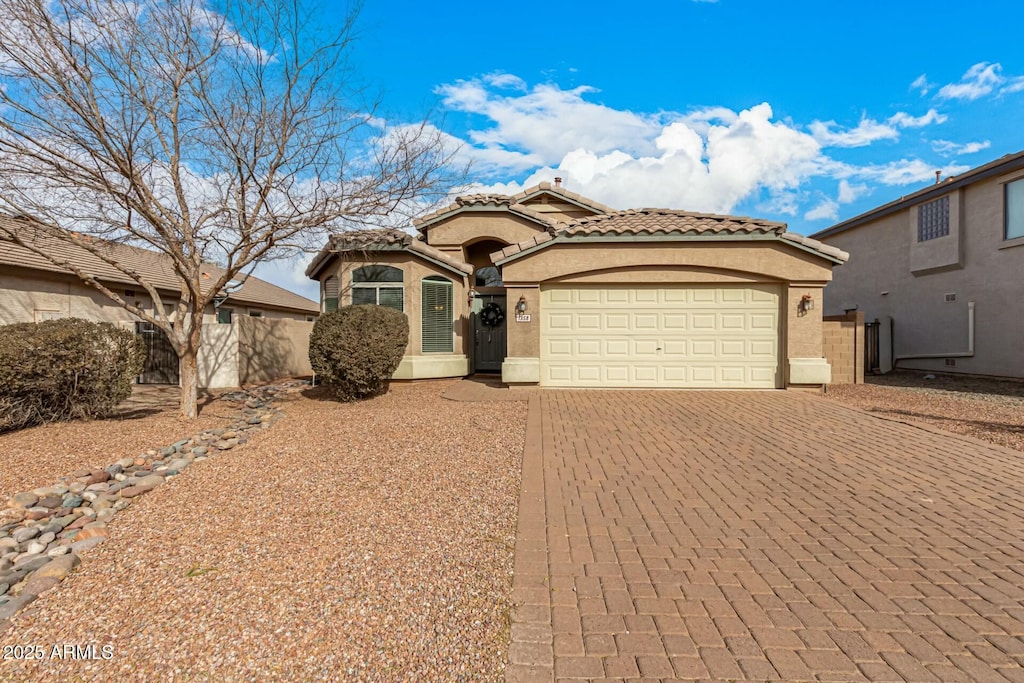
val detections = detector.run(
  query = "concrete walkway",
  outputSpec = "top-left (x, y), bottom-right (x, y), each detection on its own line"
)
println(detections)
top-left (507, 390), bottom-right (1024, 681)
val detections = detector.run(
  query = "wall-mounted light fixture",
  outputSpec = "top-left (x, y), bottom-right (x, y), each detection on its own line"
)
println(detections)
top-left (798, 293), bottom-right (814, 315)
top-left (467, 288), bottom-right (477, 307)
top-left (516, 295), bottom-right (528, 314)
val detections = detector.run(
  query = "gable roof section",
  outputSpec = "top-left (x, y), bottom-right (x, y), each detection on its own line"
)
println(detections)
top-left (0, 215), bottom-right (319, 314)
top-left (811, 149), bottom-right (1024, 240)
top-left (492, 209), bottom-right (849, 265)
top-left (412, 182), bottom-right (615, 235)
top-left (305, 228), bottom-right (473, 279)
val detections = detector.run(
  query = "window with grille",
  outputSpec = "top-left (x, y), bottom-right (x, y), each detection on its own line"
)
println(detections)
top-left (351, 266), bottom-right (404, 311)
top-left (421, 276), bottom-right (453, 353)
top-left (917, 196), bottom-right (949, 242)
top-left (323, 276), bottom-right (340, 312)
top-left (1007, 178), bottom-right (1024, 240)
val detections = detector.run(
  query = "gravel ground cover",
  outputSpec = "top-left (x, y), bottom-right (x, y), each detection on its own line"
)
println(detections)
top-left (824, 370), bottom-right (1024, 452)
top-left (0, 394), bottom-right (231, 501)
top-left (0, 381), bottom-right (526, 682)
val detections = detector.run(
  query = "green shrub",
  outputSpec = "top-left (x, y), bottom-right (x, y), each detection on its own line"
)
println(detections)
top-left (308, 305), bottom-right (409, 401)
top-left (0, 318), bottom-right (146, 432)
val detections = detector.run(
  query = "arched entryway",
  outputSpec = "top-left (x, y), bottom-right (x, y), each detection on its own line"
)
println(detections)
top-left (464, 239), bottom-right (508, 373)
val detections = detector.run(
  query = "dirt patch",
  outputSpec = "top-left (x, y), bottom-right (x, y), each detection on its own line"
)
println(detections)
top-left (824, 370), bottom-right (1024, 453)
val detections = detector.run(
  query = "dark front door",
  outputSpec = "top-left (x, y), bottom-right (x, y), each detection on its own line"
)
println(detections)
top-left (135, 321), bottom-right (180, 384)
top-left (472, 294), bottom-right (507, 373)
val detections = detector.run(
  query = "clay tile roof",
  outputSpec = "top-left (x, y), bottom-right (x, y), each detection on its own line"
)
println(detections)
top-left (0, 215), bottom-right (320, 313)
top-left (314, 228), bottom-right (473, 276)
top-left (558, 209), bottom-right (788, 237)
top-left (492, 208), bottom-right (849, 264)
top-left (412, 182), bottom-right (614, 232)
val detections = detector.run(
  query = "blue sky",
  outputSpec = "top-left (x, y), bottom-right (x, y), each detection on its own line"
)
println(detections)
top-left (260, 0), bottom-right (1024, 299)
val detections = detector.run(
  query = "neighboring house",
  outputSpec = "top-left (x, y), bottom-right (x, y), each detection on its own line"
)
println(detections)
top-left (0, 215), bottom-right (320, 386)
top-left (811, 150), bottom-right (1024, 379)
top-left (307, 181), bottom-right (849, 389)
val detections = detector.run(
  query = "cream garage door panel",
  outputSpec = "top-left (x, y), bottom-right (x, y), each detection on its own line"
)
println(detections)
top-left (541, 285), bottom-right (780, 388)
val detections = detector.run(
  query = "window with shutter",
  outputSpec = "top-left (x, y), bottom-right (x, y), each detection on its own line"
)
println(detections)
top-left (324, 276), bottom-right (340, 312)
top-left (351, 266), bottom-right (404, 311)
top-left (421, 276), bottom-right (453, 353)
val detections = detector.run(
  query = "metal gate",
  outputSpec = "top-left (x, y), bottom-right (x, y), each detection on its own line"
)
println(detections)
top-left (864, 319), bottom-right (880, 374)
top-left (135, 321), bottom-right (179, 384)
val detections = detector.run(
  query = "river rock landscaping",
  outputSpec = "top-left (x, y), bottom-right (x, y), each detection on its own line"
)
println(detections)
top-left (0, 383), bottom-right (295, 631)
top-left (0, 381), bottom-right (526, 682)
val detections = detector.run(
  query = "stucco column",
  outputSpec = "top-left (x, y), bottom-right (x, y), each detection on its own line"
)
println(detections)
top-left (786, 284), bottom-right (832, 386)
top-left (502, 285), bottom-right (541, 383)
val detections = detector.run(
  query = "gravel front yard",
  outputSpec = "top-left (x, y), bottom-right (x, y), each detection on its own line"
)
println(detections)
top-left (824, 370), bottom-right (1024, 452)
top-left (0, 393), bottom-right (231, 501)
top-left (0, 381), bottom-right (526, 682)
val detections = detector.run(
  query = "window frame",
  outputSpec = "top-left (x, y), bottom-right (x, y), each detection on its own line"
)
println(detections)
top-left (917, 195), bottom-right (950, 242)
top-left (1005, 177), bottom-right (1024, 241)
top-left (421, 275), bottom-right (454, 354)
top-left (351, 266), bottom-right (404, 312)
top-left (216, 307), bottom-right (234, 324)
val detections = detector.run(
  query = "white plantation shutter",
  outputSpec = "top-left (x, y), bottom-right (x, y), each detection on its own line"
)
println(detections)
top-left (421, 276), bottom-right (453, 353)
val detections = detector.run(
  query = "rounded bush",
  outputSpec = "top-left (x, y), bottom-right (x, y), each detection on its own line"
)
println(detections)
top-left (0, 318), bottom-right (146, 432)
top-left (308, 305), bottom-right (409, 401)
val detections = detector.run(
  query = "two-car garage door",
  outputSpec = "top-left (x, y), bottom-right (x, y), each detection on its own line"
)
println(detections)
top-left (541, 284), bottom-right (781, 388)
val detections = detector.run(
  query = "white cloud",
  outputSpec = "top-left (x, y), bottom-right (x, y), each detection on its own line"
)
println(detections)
top-left (931, 139), bottom-right (991, 155)
top-left (937, 62), bottom-right (1005, 100)
top-left (837, 179), bottom-right (869, 204)
top-left (804, 198), bottom-right (839, 221)
top-left (887, 108), bottom-right (947, 128)
top-left (809, 118), bottom-right (898, 148)
top-left (1004, 76), bottom-right (1024, 94)
top-left (436, 78), bottom-right (663, 165)
top-left (831, 158), bottom-right (971, 186)
top-left (438, 74), bottom-right (966, 218)
top-left (911, 74), bottom-right (934, 96)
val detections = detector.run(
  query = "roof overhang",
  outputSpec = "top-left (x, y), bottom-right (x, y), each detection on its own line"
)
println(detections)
top-left (811, 149), bottom-right (1024, 240)
top-left (306, 239), bottom-right (473, 280)
top-left (492, 232), bottom-right (848, 267)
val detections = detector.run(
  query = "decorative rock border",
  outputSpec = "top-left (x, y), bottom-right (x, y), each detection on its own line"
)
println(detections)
top-left (0, 380), bottom-right (306, 632)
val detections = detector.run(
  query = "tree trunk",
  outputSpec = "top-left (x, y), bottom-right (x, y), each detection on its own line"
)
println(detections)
top-left (178, 347), bottom-right (200, 419)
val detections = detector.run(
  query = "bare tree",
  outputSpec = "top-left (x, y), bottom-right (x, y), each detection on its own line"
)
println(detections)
top-left (0, 0), bottom-right (457, 417)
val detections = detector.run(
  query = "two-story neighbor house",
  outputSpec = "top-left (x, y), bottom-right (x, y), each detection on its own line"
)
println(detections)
top-left (811, 150), bottom-right (1024, 379)
top-left (307, 181), bottom-right (849, 389)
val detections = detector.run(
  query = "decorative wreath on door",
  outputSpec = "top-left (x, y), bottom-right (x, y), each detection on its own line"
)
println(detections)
top-left (480, 302), bottom-right (505, 327)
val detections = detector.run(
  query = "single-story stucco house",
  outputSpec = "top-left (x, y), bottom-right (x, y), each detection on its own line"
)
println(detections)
top-left (811, 150), bottom-right (1024, 379)
top-left (0, 214), bottom-right (320, 386)
top-left (306, 181), bottom-right (849, 389)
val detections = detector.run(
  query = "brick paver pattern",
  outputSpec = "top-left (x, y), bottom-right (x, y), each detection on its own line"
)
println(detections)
top-left (506, 390), bottom-right (1024, 682)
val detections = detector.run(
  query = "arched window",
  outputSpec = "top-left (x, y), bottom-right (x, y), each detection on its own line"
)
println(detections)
top-left (421, 275), bottom-right (453, 353)
top-left (323, 276), bottom-right (339, 312)
top-left (352, 265), bottom-right (404, 311)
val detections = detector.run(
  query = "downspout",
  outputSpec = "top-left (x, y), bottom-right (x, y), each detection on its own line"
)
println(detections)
top-left (895, 301), bottom-right (975, 362)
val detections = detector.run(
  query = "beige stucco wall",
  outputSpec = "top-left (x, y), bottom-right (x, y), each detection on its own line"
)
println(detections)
top-left (318, 251), bottom-right (469, 359)
top-left (0, 267), bottom-right (312, 327)
top-left (500, 241), bottom-right (835, 285)
top-left (0, 268), bottom-right (144, 325)
top-left (237, 317), bottom-right (314, 384)
top-left (500, 240), bottom-right (838, 386)
top-left (198, 323), bottom-right (239, 389)
top-left (821, 171), bottom-right (1024, 378)
top-left (519, 196), bottom-right (599, 222)
top-left (425, 213), bottom-right (546, 253)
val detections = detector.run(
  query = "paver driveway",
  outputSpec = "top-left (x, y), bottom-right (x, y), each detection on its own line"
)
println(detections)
top-left (507, 390), bottom-right (1024, 682)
